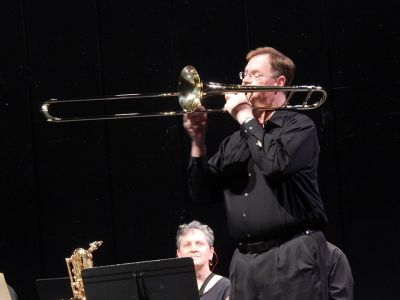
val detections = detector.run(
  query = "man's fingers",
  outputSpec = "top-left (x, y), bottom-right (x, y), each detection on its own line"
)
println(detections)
top-left (184, 112), bottom-right (206, 129)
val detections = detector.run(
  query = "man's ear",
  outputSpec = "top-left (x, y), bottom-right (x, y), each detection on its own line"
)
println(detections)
top-left (176, 249), bottom-right (181, 258)
top-left (276, 75), bottom-right (286, 86)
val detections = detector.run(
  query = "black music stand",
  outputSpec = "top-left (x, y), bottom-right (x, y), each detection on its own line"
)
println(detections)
top-left (82, 257), bottom-right (199, 300)
top-left (35, 277), bottom-right (71, 300)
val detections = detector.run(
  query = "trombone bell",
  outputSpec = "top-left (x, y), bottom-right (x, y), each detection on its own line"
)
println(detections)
top-left (41, 66), bottom-right (327, 122)
top-left (177, 65), bottom-right (202, 113)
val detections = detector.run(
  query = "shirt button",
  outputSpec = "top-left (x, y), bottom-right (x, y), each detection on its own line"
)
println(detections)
top-left (249, 126), bottom-right (253, 130)
top-left (247, 234), bottom-right (251, 238)
top-left (244, 193), bottom-right (248, 196)
top-left (242, 213), bottom-right (247, 217)
top-left (244, 129), bottom-right (247, 133)
top-left (248, 173), bottom-right (251, 177)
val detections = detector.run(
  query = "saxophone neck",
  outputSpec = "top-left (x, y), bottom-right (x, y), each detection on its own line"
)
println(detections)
top-left (88, 241), bottom-right (103, 253)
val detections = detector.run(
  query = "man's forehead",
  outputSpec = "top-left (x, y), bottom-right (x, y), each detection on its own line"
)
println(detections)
top-left (246, 54), bottom-right (271, 70)
top-left (181, 230), bottom-right (207, 241)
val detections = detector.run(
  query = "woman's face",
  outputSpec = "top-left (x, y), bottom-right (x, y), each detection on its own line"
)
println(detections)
top-left (177, 229), bottom-right (214, 270)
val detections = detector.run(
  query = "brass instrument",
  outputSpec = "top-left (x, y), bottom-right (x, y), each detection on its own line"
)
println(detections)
top-left (41, 65), bottom-right (327, 122)
top-left (65, 241), bottom-right (103, 300)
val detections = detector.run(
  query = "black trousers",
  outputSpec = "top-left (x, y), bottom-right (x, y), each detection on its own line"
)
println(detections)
top-left (229, 231), bottom-right (328, 300)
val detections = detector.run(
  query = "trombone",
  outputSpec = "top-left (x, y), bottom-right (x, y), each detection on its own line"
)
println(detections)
top-left (41, 65), bottom-right (327, 123)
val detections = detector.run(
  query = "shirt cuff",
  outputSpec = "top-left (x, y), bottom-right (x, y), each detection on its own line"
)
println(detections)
top-left (189, 156), bottom-right (208, 169)
top-left (241, 118), bottom-right (265, 147)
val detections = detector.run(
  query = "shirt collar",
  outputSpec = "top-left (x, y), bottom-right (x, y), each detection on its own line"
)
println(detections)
top-left (265, 110), bottom-right (285, 128)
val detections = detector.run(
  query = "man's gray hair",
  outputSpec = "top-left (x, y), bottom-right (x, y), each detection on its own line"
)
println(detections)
top-left (176, 220), bottom-right (215, 248)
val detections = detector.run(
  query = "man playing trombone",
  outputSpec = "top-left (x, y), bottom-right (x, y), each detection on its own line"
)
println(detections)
top-left (183, 46), bottom-right (329, 299)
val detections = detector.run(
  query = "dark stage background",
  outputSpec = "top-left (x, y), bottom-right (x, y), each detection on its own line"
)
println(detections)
top-left (1, 0), bottom-right (399, 299)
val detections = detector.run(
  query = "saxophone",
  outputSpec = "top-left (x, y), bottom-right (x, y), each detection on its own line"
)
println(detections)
top-left (65, 241), bottom-right (103, 300)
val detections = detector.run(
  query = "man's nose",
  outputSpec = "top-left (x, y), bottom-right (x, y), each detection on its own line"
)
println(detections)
top-left (242, 76), bottom-right (251, 85)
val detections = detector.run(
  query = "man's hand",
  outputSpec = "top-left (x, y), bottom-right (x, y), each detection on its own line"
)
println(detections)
top-left (224, 93), bottom-right (254, 125)
top-left (183, 106), bottom-right (207, 157)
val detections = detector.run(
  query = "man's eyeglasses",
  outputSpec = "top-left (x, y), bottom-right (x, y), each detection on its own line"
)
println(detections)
top-left (239, 71), bottom-right (275, 80)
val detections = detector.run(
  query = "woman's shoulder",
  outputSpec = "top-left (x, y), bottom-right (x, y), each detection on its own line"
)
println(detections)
top-left (210, 274), bottom-right (231, 293)
top-left (215, 275), bottom-right (230, 285)
top-left (201, 274), bottom-right (231, 300)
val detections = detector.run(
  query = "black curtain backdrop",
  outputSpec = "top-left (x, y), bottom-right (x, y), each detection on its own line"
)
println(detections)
top-left (1, 0), bottom-right (399, 299)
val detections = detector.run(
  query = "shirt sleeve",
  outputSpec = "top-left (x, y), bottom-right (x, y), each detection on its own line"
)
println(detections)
top-left (188, 156), bottom-right (223, 203)
top-left (241, 114), bottom-right (319, 179)
top-left (327, 244), bottom-right (354, 299)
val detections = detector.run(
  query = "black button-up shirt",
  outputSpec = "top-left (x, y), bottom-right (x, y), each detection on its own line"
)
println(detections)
top-left (188, 110), bottom-right (328, 242)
